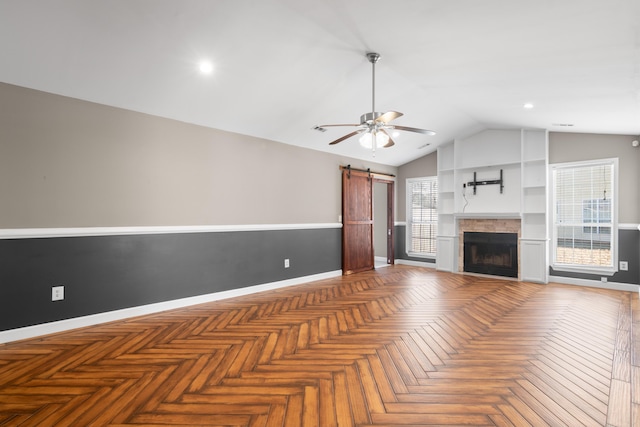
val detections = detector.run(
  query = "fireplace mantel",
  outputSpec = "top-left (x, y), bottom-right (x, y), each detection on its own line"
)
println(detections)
top-left (455, 213), bottom-right (521, 219)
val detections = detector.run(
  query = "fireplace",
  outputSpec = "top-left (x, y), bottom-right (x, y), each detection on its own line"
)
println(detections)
top-left (463, 232), bottom-right (518, 278)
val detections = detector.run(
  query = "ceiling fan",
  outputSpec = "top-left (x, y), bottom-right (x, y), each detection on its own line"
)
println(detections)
top-left (317, 52), bottom-right (435, 153)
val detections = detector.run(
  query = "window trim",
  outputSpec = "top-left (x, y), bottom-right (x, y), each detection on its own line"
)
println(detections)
top-left (406, 176), bottom-right (438, 259)
top-left (549, 158), bottom-right (619, 276)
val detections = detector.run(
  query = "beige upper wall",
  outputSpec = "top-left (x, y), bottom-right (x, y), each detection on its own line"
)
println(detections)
top-left (0, 83), bottom-right (396, 228)
top-left (395, 151), bottom-right (438, 221)
top-left (549, 132), bottom-right (640, 223)
top-left (5, 83), bottom-right (636, 229)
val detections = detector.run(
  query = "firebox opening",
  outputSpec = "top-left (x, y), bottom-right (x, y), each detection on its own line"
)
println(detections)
top-left (463, 232), bottom-right (518, 278)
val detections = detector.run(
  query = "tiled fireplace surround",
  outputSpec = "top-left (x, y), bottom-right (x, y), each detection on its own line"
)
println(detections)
top-left (458, 218), bottom-right (522, 279)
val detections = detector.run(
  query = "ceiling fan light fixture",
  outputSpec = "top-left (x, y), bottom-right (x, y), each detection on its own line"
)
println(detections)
top-left (359, 131), bottom-right (388, 149)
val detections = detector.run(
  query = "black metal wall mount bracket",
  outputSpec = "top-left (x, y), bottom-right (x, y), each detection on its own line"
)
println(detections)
top-left (466, 169), bottom-right (504, 195)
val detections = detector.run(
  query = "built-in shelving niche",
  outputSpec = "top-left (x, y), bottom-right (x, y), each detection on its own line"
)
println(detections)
top-left (436, 129), bottom-right (548, 283)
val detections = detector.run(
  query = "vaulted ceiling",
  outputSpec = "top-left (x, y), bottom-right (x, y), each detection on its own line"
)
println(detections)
top-left (1, 0), bottom-right (639, 166)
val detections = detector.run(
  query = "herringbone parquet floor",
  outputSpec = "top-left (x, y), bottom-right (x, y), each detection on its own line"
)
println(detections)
top-left (0, 266), bottom-right (637, 426)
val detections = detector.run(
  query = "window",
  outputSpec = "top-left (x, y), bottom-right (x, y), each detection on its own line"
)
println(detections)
top-left (406, 177), bottom-right (438, 257)
top-left (551, 159), bottom-right (617, 274)
top-left (582, 198), bottom-right (611, 234)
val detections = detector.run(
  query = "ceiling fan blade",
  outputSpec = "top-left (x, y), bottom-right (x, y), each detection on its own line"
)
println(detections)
top-left (380, 129), bottom-right (395, 148)
top-left (329, 130), bottom-right (361, 145)
top-left (375, 111), bottom-right (403, 123)
top-left (392, 125), bottom-right (436, 136)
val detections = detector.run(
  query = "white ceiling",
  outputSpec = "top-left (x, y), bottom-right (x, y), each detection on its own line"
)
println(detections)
top-left (1, 0), bottom-right (639, 166)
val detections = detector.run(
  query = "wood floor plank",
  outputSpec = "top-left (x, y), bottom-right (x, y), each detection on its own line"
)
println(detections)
top-left (607, 378), bottom-right (631, 427)
top-left (355, 358), bottom-right (386, 414)
top-left (344, 364), bottom-right (370, 425)
top-left (512, 378), bottom-right (585, 426)
top-left (283, 391), bottom-right (304, 427)
top-left (264, 403), bottom-right (286, 427)
top-left (332, 370), bottom-right (355, 427)
top-left (319, 378), bottom-right (337, 427)
top-left (376, 347), bottom-right (410, 393)
top-left (302, 385), bottom-right (319, 427)
top-left (524, 364), bottom-right (608, 424)
top-left (0, 265), bottom-right (634, 426)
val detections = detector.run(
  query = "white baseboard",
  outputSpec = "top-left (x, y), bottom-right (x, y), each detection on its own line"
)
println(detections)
top-left (396, 259), bottom-right (437, 268)
top-left (0, 270), bottom-right (342, 344)
top-left (548, 275), bottom-right (639, 293)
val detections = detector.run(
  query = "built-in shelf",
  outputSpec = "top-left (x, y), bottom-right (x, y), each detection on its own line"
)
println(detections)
top-left (436, 128), bottom-right (548, 283)
top-left (439, 193), bottom-right (455, 215)
top-left (456, 161), bottom-right (521, 171)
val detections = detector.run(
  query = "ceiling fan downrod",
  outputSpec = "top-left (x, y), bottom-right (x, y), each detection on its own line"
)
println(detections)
top-left (367, 52), bottom-right (381, 118)
top-left (366, 52), bottom-right (382, 155)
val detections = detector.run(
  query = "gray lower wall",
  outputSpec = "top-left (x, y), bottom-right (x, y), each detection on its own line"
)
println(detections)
top-left (0, 227), bottom-right (341, 332)
top-left (550, 228), bottom-right (639, 285)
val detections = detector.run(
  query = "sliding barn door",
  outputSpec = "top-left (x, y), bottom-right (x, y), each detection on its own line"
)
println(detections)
top-left (342, 169), bottom-right (374, 274)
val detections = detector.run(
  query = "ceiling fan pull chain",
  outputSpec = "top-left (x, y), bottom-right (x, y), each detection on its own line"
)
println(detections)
top-left (372, 133), bottom-right (376, 156)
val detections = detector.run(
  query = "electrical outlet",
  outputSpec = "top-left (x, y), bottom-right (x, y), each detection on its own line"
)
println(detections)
top-left (52, 286), bottom-right (64, 301)
top-left (600, 277), bottom-right (607, 283)
top-left (620, 261), bottom-right (628, 271)
top-left (284, 259), bottom-right (290, 268)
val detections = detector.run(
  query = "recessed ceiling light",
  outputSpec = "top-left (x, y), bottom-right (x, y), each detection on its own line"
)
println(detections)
top-left (199, 61), bottom-right (213, 74)
top-left (523, 103), bottom-right (534, 109)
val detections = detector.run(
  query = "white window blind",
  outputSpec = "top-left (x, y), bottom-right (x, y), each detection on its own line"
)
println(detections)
top-left (406, 177), bottom-right (438, 256)
top-left (551, 159), bottom-right (617, 273)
